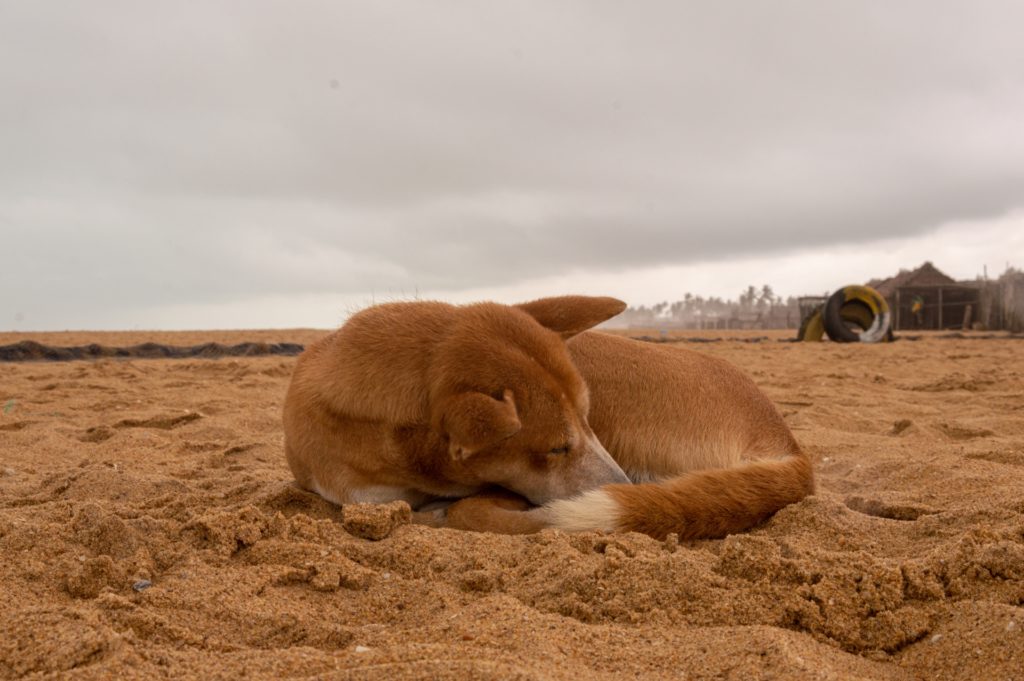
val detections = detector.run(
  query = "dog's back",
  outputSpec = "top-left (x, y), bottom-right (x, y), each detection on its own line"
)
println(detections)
top-left (568, 332), bottom-right (800, 480)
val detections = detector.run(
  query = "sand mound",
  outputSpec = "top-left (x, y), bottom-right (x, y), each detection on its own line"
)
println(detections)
top-left (1, 330), bottom-right (1022, 679)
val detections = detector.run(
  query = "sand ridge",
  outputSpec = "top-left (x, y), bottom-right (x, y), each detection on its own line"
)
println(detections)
top-left (1, 330), bottom-right (1022, 679)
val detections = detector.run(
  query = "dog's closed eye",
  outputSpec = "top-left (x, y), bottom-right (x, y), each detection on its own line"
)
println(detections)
top-left (548, 445), bottom-right (570, 456)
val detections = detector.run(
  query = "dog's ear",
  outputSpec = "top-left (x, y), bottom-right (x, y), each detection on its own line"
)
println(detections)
top-left (437, 389), bottom-right (521, 460)
top-left (516, 296), bottom-right (627, 339)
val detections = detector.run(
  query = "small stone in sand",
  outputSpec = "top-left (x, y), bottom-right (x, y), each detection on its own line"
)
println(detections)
top-left (342, 500), bottom-right (411, 540)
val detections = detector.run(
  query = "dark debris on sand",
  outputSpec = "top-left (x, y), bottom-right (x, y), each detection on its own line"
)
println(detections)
top-left (0, 340), bottom-right (305, 362)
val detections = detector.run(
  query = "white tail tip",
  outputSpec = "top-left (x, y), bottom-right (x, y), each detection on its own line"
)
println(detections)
top-left (545, 489), bottom-right (620, 532)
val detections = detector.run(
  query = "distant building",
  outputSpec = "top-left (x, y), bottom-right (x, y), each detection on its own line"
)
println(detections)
top-left (867, 261), bottom-right (1023, 332)
top-left (867, 262), bottom-right (977, 330)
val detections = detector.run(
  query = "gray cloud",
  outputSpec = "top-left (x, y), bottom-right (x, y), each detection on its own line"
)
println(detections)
top-left (2, 1), bottom-right (1024, 328)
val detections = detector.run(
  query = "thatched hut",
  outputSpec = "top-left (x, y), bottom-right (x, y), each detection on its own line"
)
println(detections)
top-left (867, 262), bottom-right (978, 330)
top-left (867, 262), bottom-right (1023, 331)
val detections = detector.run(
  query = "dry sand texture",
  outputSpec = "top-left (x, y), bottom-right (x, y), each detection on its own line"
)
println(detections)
top-left (1, 329), bottom-right (1023, 680)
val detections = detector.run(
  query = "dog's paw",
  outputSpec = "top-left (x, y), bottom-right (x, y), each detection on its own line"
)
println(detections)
top-left (444, 493), bottom-right (545, 534)
top-left (410, 506), bottom-right (447, 527)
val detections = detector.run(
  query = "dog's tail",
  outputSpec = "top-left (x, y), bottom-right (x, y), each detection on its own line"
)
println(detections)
top-left (543, 448), bottom-right (814, 539)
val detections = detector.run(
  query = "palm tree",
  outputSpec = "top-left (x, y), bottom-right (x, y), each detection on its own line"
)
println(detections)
top-left (739, 286), bottom-right (757, 310)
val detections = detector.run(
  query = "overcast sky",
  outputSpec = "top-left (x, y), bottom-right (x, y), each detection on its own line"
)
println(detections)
top-left (2, 2), bottom-right (1023, 330)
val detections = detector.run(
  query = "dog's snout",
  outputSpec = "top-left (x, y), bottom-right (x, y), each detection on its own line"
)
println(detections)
top-left (606, 463), bottom-right (631, 485)
top-left (507, 435), bottom-right (629, 506)
top-left (582, 437), bottom-right (630, 487)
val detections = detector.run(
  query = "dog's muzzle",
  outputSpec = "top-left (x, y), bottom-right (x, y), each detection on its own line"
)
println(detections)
top-left (580, 435), bottom-right (631, 488)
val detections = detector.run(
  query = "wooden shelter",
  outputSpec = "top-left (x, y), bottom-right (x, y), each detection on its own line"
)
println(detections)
top-left (867, 262), bottom-right (980, 331)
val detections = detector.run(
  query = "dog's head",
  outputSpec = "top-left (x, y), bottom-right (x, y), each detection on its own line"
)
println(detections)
top-left (430, 295), bottom-right (631, 505)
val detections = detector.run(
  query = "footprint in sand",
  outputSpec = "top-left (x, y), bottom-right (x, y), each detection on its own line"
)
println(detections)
top-left (844, 496), bottom-right (939, 521)
top-left (79, 426), bottom-right (115, 443)
top-left (964, 450), bottom-right (1024, 466)
top-left (114, 412), bottom-right (203, 430)
top-left (889, 419), bottom-right (915, 436)
top-left (938, 422), bottom-right (995, 441)
top-left (78, 412), bottom-right (202, 443)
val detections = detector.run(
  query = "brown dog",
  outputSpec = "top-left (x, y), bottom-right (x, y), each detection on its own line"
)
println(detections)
top-left (283, 296), bottom-right (814, 539)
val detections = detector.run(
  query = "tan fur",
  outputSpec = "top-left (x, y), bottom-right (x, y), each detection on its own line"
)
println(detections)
top-left (443, 489), bottom-right (548, 534)
top-left (283, 295), bottom-right (814, 541)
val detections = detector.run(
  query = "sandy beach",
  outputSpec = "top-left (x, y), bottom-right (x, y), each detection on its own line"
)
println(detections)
top-left (1, 329), bottom-right (1022, 680)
